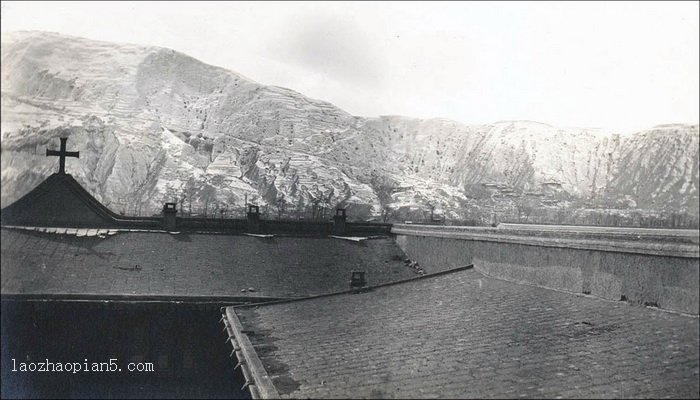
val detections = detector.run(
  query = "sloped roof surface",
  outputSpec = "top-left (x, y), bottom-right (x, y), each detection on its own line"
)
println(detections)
top-left (0, 174), bottom-right (124, 227)
top-left (231, 268), bottom-right (699, 399)
top-left (1, 229), bottom-right (421, 299)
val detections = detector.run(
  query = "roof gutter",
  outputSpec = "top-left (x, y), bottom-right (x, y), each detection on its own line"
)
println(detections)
top-left (221, 307), bottom-right (279, 399)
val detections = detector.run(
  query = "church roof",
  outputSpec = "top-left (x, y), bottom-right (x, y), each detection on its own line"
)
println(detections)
top-left (0, 228), bottom-right (420, 300)
top-left (0, 136), bottom-right (147, 228)
top-left (0, 173), bottom-right (159, 228)
top-left (224, 268), bottom-right (700, 399)
top-left (0, 136), bottom-right (406, 301)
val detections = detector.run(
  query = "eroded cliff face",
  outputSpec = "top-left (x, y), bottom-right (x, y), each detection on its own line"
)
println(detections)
top-left (607, 125), bottom-right (699, 210)
top-left (1, 32), bottom-right (698, 221)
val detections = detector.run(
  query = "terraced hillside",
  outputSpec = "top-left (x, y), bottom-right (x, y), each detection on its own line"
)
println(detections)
top-left (1, 31), bottom-right (697, 222)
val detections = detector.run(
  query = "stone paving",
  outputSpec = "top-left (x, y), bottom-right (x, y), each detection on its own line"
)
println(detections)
top-left (234, 268), bottom-right (700, 399)
top-left (0, 229), bottom-right (423, 299)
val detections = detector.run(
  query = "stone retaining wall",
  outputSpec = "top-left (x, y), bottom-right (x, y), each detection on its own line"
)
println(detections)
top-left (393, 224), bottom-right (699, 315)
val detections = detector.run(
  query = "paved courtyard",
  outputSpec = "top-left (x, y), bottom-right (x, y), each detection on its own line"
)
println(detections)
top-left (233, 268), bottom-right (700, 399)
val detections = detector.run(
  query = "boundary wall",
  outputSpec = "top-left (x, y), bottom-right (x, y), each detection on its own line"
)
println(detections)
top-left (392, 224), bottom-right (699, 315)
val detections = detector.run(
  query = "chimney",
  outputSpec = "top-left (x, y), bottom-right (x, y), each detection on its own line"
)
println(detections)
top-left (247, 204), bottom-right (261, 233)
top-left (163, 202), bottom-right (177, 231)
top-left (350, 271), bottom-right (366, 289)
top-left (333, 208), bottom-right (347, 234)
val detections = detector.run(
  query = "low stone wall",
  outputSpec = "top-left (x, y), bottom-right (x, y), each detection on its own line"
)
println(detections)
top-left (174, 218), bottom-right (391, 235)
top-left (393, 224), bottom-right (700, 315)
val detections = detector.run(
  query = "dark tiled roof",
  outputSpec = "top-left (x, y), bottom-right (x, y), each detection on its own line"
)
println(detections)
top-left (0, 174), bottom-right (135, 228)
top-left (1, 229), bottom-right (422, 300)
top-left (0, 174), bottom-right (392, 235)
top-left (229, 269), bottom-right (699, 399)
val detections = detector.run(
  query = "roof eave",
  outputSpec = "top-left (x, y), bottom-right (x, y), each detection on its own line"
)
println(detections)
top-left (222, 307), bottom-right (280, 399)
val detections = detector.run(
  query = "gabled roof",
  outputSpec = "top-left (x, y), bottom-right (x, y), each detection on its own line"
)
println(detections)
top-left (0, 173), bottom-right (134, 228)
top-left (225, 268), bottom-right (699, 399)
top-left (0, 173), bottom-right (392, 235)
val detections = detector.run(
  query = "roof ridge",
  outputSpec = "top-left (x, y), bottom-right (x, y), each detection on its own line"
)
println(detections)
top-left (230, 264), bottom-right (475, 309)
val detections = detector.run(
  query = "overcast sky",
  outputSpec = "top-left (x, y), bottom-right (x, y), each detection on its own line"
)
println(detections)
top-left (2, 1), bottom-right (698, 132)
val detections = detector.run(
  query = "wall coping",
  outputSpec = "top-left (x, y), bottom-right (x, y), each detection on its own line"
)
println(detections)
top-left (392, 224), bottom-right (699, 258)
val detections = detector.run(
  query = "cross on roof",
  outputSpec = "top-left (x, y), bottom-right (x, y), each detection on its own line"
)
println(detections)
top-left (46, 137), bottom-right (79, 175)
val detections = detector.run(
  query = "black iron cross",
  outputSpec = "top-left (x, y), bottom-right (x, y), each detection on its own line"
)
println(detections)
top-left (46, 137), bottom-right (79, 175)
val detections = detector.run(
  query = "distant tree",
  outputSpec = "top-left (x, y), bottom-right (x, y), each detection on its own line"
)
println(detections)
top-left (519, 198), bottom-right (539, 222)
top-left (311, 198), bottom-right (321, 220)
top-left (426, 203), bottom-right (435, 223)
top-left (198, 185), bottom-right (217, 217)
top-left (295, 196), bottom-right (306, 219)
top-left (276, 197), bottom-right (286, 219)
top-left (183, 177), bottom-right (198, 216)
top-left (222, 191), bottom-right (239, 217)
top-left (179, 193), bottom-right (187, 215)
top-left (381, 206), bottom-right (398, 223)
top-left (324, 191), bottom-right (335, 220)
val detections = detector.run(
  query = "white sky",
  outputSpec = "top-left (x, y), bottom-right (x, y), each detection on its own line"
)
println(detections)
top-left (1, 1), bottom-right (698, 132)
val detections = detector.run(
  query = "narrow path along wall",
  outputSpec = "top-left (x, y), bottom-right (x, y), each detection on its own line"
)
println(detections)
top-left (392, 224), bottom-right (700, 315)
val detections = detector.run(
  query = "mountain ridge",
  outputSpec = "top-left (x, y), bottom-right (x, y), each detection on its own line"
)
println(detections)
top-left (1, 31), bottom-right (698, 224)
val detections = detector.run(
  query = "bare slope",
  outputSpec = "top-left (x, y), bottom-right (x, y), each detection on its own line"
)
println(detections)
top-left (1, 32), bottom-right (698, 220)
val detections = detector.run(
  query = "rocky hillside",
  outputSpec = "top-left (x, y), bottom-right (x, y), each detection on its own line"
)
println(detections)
top-left (1, 31), bottom-right (698, 222)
